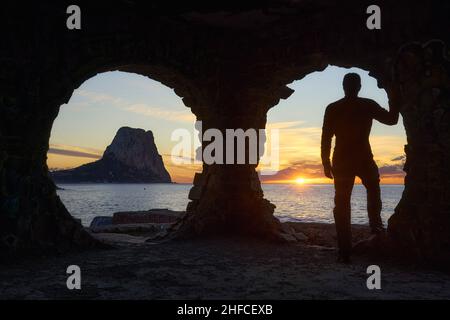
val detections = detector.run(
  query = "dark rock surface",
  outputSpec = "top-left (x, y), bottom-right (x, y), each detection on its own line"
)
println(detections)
top-left (90, 223), bottom-right (170, 236)
top-left (89, 216), bottom-right (114, 231)
top-left (1, 1), bottom-right (450, 262)
top-left (88, 209), bottom-right (184, 234)
top-left (2, 235), bottom-right (450, 299)
top-left (51, 127), bottom-right (171, 183)
top-left (112, 208), bottom-right (183, 224)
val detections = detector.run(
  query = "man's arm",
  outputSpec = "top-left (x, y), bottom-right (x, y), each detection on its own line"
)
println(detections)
top-left (321, 105), bottom-right (334, 179)
top-left (371, 86), bottom-right (401, 125)
top-left (371, 100), bottom-right (400, 125)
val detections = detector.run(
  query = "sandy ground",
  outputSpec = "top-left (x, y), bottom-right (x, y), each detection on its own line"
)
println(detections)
top-left (1, 223), bottom-right (450, 300)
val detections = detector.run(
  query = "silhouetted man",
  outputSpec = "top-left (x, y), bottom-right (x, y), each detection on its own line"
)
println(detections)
top-left (321, 73), bottom-right (400, 263)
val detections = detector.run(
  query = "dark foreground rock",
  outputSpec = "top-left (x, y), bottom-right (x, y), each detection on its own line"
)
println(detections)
top-left (51, 127), bottom-right (171, 183)
top-left (89, 209), bottom-right (184, 236)
top-left (87, 208), bottom-right (372, 248)
top-left (112, 209), bottom-right (183, 224)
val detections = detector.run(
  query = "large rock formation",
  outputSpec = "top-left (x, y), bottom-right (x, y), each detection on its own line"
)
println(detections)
top-left (51, 127), bottom-right (171, 183)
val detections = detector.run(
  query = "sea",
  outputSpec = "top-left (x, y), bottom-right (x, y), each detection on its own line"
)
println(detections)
top-left (57, 183), bottom-right (404, 227)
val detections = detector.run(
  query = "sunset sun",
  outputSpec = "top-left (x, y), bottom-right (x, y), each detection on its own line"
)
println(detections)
top-left (295, 177), bottom-right (306, 184)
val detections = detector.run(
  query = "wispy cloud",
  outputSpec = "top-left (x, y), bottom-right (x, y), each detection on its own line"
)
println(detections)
top-left (260, 160), bottom-right (323, 181)
top-left (378, 164), bottom-right (405, 177)
top-left (76, 90), bottom-right (126, 105)
top-left (265, 121), bottom-right (323, 167)
top-left (125, 103), bottom-right (195, 123)
top-left (48, 144), bottom-right (102, 159)
top-left (266, 121), bottom-right (305, 130)
top-left (260, 158), bottom-right (405, 183)
top-left (260, 120), bottom-right (406, 183)
top-left (370, 135), bottom-right (406, 163)
top-left (265, 121), bottom-right (406, 169)
top-left (69, 89), bottom-right (195, 123)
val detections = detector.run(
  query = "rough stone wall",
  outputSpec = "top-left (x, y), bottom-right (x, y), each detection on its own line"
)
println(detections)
top-left (1, 1), bottom-right (450, 260)
top-left (173, 82), bottom-right (290, 239)
top-left (0, 2), bottom-right (209, 254)
top-left (388, 41), bottom-right (450, 262)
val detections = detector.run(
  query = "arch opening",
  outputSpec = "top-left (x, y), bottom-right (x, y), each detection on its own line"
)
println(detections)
top-left (48, 70), bottom-right (200, 232)
top-left (259, 65), bottom-right (407, 229)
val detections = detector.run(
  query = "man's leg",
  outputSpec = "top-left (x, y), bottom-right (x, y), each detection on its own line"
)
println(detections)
top-left (333, 174), bottom-right (355, 260)
top-left (360, 167), bottom-right (384, 234)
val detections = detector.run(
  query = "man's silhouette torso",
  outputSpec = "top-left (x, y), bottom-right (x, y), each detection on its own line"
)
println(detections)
top-left (321, 96), bottom-right (396, 174)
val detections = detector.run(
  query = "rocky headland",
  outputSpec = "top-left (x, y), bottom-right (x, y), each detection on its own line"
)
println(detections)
top-left (51, 127), bottom-right (171, 183)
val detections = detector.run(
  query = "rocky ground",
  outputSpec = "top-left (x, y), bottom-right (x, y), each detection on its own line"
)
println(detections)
top-left (1, 222), bottom-right (450, 300)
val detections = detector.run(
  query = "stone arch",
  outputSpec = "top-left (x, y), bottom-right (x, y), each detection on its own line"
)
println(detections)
top-left (44, 60), bottom-right (200, 159)
top-left (256, 40), bottom-right (450, 263)
top-left (169, 60), bottom-right (396, 241)
top-left (170, 39), bottom-right (450, 266)
top-left (0, 35), bottom-right (204, 254)
top-left (2, 2), bottom-right (450, 264)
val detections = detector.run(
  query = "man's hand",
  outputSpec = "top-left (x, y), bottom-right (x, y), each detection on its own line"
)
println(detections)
top-left (323, 163), bottom-right (333, 179)
top-left (386, 82), bottom-right (402, 112)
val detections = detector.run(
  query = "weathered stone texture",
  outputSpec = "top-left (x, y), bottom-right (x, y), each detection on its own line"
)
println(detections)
top-left (388, 41), bottom-right (450, 262)
top-left (1, 1), bottom-right (450, 261)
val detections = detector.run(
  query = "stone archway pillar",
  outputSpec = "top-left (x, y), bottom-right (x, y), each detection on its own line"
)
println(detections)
top-left (387, 41), bottom-right (450, 262)
top-left (183, 163), bottom-right (279, 238)
top-left (0, 84), bottom-right (96, 255)
top-left (170, 83), bottom-right (293, 240)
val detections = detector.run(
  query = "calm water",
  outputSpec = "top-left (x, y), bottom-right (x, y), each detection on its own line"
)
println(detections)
top-left (57, 183), bottom-right (404, 226)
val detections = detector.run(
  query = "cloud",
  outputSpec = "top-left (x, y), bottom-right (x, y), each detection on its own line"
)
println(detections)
top-left (259, 160), bottom-right (324, 181)
top-left (378, 164), bottom-right (405, 177)
top-left (391, 155), bottom-right (406, 162)
top-left (125, 103), bottom-right (195, 123)
top-left (69, 89), bottom-right (195, 123)
top-left (370, 135), bottom-right (406, 163)
top-left (263, 121), bottom-right (407, 171)
top-left (75, 90), bottom-right (126, 106)
top-left (266, 121), bottom-right (305, 129)
top-left (48, 144), bottom-right (102, 159)
top-left (259, 157), bottom-right (406, 182)
top-left (377, 154), bottom-right (406, 178)
top-left (265, 121), bottom-right (323, 167)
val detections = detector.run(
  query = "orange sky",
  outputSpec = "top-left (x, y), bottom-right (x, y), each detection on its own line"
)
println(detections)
top-left (47, 123), bottom-right (406, 184)
top-left (47, 67), bottom-right (407, 185)
top-left (260, 176), bottom-right (404, 185)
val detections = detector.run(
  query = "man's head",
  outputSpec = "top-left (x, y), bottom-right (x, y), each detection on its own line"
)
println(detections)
top-left (343, 73), bottom-right (361, 97)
